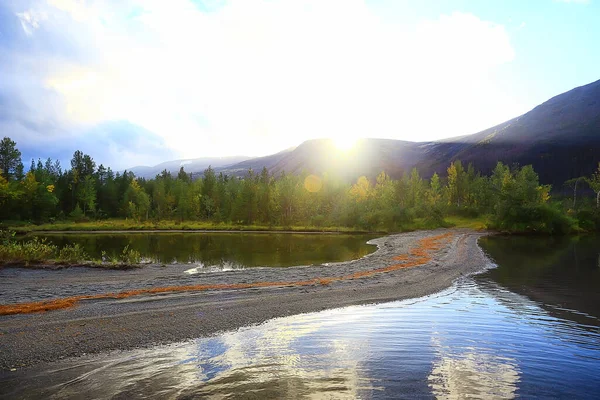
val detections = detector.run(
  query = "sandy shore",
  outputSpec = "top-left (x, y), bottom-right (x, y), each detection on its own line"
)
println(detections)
top-left (0, 229), bottom-right (489, 370)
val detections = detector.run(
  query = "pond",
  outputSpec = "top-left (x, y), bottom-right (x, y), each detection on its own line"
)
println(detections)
top-left (27, 232), bottom-right (378, 267)
top-left (2, 234), bottom-right (600, 398)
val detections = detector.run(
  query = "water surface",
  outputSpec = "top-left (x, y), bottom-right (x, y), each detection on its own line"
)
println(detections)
top-left (3, 235), bottom-right (600, 399)
top-left (29, 232), bottom-right (378, 267)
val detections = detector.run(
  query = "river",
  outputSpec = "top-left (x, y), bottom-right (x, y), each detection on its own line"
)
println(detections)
top-left (1, 234), bottom-right (599, 399)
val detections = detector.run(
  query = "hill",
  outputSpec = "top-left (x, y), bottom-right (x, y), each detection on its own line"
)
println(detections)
top-left (126, 78), bottom-right (600, 186)
top-left (126, 156), bottom-right (251, 178)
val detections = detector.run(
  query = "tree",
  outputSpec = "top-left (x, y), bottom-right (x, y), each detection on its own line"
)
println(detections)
top-left (564, 177), bottom-right (584, 209)
top-left (427, 172), bottom-right (442, 206)
top-left (447, 160), bottom-right (466, 207)
top-left (124, 179), bottom-right (151, 220)
top-left (78, 175), bottom-right (97, 215)
top-left (585, 163), bottom-right (600, 208)
top-left (0, 137), bottom-right (24, 181)
top-left (177, 166), bottom-right (190, 182)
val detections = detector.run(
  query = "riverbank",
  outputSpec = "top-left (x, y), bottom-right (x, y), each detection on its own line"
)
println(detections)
top-left (5, 216), bottom-right (488, 234)
top-left (0, 229), bottom-right (490, 370)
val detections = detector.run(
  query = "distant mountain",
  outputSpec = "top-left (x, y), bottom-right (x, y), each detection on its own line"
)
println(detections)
top-left (214, 147), bottom-right (296, 177)
top-left (417, 78), bottom-right (600, 186)
top-left (128, 78), bottom-right (600, 186)
top-left (220, 78), bottom-right (600, 186)
top-left (126, 156), bottom-right (251, 179)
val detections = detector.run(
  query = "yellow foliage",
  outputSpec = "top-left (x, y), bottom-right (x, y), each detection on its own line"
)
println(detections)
top-left (350, 176), bottom-right (371, 201)
top-left (130, 179), bottom-right (141, 191)
top-left (46, 184), bottom-right (55, 193)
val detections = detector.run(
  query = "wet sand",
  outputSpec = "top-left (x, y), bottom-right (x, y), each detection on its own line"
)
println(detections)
top-left (0, 229), bottom-right (490, 370)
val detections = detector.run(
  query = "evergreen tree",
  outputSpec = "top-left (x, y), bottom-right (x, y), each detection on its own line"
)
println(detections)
top-left (0, 137), bottom-right (24, 181)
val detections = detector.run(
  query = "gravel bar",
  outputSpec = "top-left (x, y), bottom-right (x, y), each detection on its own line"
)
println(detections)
top-left (0, 228), bottom-right (490, 370)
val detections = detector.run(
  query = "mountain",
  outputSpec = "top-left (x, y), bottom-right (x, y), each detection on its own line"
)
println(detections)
top-left (418, 78), bottom-right (600, 186)
top-left (126, 78), bottom-right (600, 186)
top-left (214, 147), bottom-right (296, 177)
top-left (221, 78), bottom-right (600, 186)
top-left (126, 156), bottom-right (251, 179)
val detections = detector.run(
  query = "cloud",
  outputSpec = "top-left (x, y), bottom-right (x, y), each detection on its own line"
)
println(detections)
top-left (2, 0), bottom-right (519, 167)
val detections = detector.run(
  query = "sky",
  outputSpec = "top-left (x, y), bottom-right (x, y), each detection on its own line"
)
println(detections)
top-left (1, 0), bottom-right (599, 170)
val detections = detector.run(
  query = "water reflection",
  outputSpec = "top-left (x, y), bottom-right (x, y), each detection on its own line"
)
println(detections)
top-left (30, 232), bottom-right (377, 267)
top-left (3, 279), bottom-right (600, 399)
top-left (4, 235), bottom-right (600, 398)
top-left (429, 352), bottom-right (519, 399)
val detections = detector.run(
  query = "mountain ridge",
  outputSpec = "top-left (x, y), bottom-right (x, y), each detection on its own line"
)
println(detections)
top-left (126, 78), bottom-right (600, 186)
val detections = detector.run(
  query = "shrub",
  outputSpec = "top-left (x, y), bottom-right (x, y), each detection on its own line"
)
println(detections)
top-left (69, 204), bottom-right (86, 222)
top-left (57, 244), bottom-right (89, 263)
top-left (119, 245), bottom-right (141, 264)
top-left (423, 207), bottom-right (449, 229)
top-left (490, 203), bottom-right (576, 234)
top-left (0, 237), bottom-right (57, 264)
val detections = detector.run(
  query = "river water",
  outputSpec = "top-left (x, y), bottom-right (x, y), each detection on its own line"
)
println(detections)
top-left (2, 235), bottom-right (599, 399)
top-left (29, 232), bottom-right (378, 266)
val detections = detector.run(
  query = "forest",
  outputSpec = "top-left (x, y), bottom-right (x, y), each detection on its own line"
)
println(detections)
top-left (1, 136), bottom-right (600, 234)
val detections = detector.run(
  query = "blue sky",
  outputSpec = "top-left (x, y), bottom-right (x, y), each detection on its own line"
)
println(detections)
top-left (1, 0), bottom-right (599, 170)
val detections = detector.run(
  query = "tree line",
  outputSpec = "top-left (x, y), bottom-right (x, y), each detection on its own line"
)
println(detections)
top-left (1, 136), bottom-right (600, 233)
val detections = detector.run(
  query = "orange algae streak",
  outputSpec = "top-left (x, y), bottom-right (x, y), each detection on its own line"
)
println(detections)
top-left (0, 232), bottom-right (455, 316)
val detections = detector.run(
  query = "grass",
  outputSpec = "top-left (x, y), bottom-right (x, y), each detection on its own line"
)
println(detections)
top-left (444, 215), bottom-right (489, 230)
top-left (7, 219), bottom-right (376, 234)
top-left (0, 232), bottom-right (142, 267)
top-left (5, 216), bottom-right (493, 235)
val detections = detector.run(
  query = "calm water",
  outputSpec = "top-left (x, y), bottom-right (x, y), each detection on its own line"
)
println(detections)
top-left (2, 235), bottom-right (600, 399)
top-left (29, 232), bottom-right (378, 266)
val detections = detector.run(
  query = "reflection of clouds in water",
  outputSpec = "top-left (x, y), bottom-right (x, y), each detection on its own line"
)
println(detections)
top-left (185, 305), bottom-right (378, 398)
top-left (427, 285), bottom-right (522, 399)
top-left (428, 351), bottom-right (520, 399)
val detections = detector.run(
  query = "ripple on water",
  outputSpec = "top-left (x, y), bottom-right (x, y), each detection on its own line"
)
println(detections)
top-left (1, 277), bottom-right (600, 399)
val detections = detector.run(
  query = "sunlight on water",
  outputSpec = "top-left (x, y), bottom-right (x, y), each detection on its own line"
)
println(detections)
top-left (3, 235), bottom-right (600, 398)
top-left (2, 278), bottom-right (600, 399)
top-left (183, 261), bottom-right (246, 274)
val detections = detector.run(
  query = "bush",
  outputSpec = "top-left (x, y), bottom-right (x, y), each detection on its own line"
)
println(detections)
top-left (310, 214), bottom-right (327, 228)
top-left (69, 204), bottom-right (87, 222)
top-left (575, 208), bottom-right (600, 231)
top-left (491, 203), bottom-right (576, 234)
top-left (119, 245), bottom-right (141, 264)
top-left (57, 244), bottom-right (89, 263)
top-left (423, 207), bottom-right (449, 229)
top-left (0, 237), bottom-right (57, 264)
top-left (0, 230), bottom-right (16, 245)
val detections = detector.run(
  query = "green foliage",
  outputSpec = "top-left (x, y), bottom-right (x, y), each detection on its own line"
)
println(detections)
top-left (69, 204), bottom-right (86, 221)
top-left (119, 245), bottom-right (142, 264)
top-left (0, 137), bottom-right (24, 181)
top-left (0, 230), bottom-right (16, 245)
top-left (0, 237), bottom-right (57, 264)
top-left (575, 208), bottom-right (600, 231)
top-left (2, 135), bottom-right (600, 235)
top-left (490, 203), bottom-right (576, 234)
top-left (57, 244), bottom-right (89, 263)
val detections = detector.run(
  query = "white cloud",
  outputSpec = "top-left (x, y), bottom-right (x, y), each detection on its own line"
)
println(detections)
top-left (14, 0), bottom-right (520, 159)
top-left (16, 9), bottom-right (46, 35)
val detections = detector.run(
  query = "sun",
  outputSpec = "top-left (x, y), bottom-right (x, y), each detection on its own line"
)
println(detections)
top-left (333, 136), bottom-right (358, 152)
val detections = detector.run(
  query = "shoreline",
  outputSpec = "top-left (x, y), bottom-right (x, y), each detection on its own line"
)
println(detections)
top-left (19, 229), bottom-right (376, 235)
top-left (0, 228), bottom-right (490, 371)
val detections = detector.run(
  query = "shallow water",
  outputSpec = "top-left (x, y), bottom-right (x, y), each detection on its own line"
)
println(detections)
top-left (3, 235), bottom-right (600, 399)
top-left (28, 232), bottom-right (378, 266)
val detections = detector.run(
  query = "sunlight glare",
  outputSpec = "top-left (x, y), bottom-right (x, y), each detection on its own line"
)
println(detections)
top-left (333, 137), bottom-right (358, 152)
